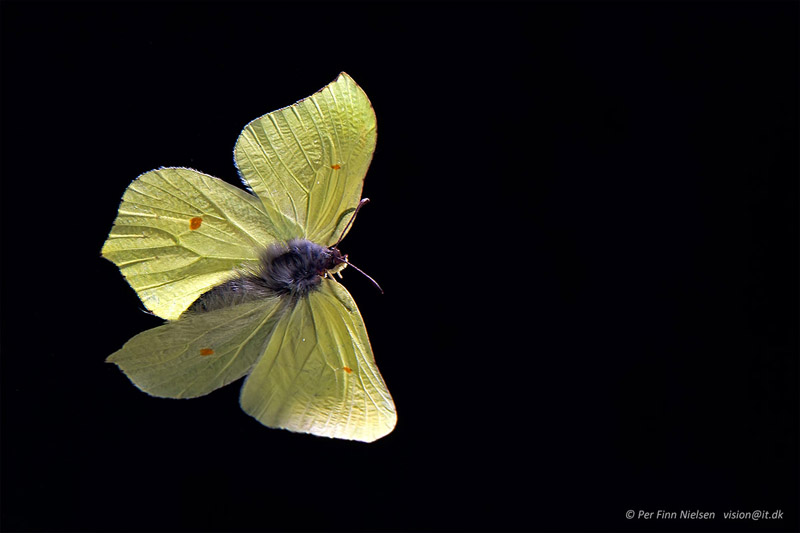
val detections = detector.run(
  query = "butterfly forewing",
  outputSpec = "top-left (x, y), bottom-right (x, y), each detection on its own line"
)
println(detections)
top-left (234, 72), bottom-right (377, 246)
top-left (102, 168), bottom-right (282, 320)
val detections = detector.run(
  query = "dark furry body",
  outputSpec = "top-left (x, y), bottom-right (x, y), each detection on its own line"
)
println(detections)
top-left (188, 239), bottom-right (344, 314)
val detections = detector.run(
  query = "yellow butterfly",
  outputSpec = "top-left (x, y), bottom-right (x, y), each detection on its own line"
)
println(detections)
top-left (102, 73), bottom-right (396, 442)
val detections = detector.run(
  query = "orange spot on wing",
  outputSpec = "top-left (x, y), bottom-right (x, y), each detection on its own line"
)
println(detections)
top-left (189, 217), bottom-right (203, 230)
top-left (342, 366), bottom-right (353, 374)
top-left (331, 164), bottom-right (341, 170)
top-left (199, 348), bottom-right (215, 356)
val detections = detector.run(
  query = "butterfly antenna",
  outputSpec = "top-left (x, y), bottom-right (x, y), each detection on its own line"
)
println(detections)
top-left (333, 198), bottom-right (370, 248)
top-left (342, 258), bottom-right (384, 294)
top-left (329, 198), bottom-right (382, 293)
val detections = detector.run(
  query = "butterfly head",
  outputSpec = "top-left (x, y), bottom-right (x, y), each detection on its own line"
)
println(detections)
top-left (323, 246), bottom-right (349, 277)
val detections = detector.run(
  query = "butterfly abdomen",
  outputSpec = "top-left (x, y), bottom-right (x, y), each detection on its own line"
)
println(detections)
top-left (187, 239), bottom-right (341, 314)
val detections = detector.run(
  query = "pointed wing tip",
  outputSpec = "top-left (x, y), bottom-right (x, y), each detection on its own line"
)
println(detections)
top-left (359, 426), bottom-right (397, 444)
top-left (334, 71), bottom-right (361, 89)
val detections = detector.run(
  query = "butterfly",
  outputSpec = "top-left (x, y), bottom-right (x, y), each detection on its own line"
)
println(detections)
top-left (102, 73), bottom-right (396, 442)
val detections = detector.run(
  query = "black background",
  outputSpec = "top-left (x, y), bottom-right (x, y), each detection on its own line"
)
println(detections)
top-left (1, 2), bottom-right (797, 532)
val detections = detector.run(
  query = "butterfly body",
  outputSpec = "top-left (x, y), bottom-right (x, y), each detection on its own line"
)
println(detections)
top-left (262, 239), bottom-right (346, 296)
top-left (188, 239), bottom-right (345, 313)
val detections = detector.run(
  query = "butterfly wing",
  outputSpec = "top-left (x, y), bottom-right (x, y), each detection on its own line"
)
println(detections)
top-left (240, 279), bottom-right (396, 442)
top-left (101, 167), bottom-right (283, 320)
top-left (108, 298), bottom-right (287, 398)
top-left (234, 72), bottom-right (377, 246)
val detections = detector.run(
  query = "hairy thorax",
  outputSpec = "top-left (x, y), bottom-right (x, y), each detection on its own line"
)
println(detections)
top-left (187, 239), bottom-right (346, 314)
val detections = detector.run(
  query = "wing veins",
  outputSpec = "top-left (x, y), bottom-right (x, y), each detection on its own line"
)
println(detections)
top-left (306, 294), bottom-right (349, 435)
top-left (264, 115), bottom-right (310, 194)
top-left (179, 174), bottom-right (268, 249)
top-left (176, 300), bottom-right (283, 397)
top-left (240, 135), bottom-right (298, 229)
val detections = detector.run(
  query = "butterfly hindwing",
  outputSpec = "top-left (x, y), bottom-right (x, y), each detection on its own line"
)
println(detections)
top-left (102, 167), bottom-right (284, 320)
top-left (108, 298), bottom-right (287, 399)
top-left (234, 72), bottom-right (377, 246)
top-left (240, 279), bottom-right (396, 442)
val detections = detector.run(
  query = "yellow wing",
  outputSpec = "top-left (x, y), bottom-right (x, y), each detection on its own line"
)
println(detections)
top-left (239, 278), bottom-right (396, 442)
top-left (108, 298), bottom-right (287, 399)
top-left (101, 167), bottom-right (281, 320)
top-left (234, 72), bottom-right (377, 246)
